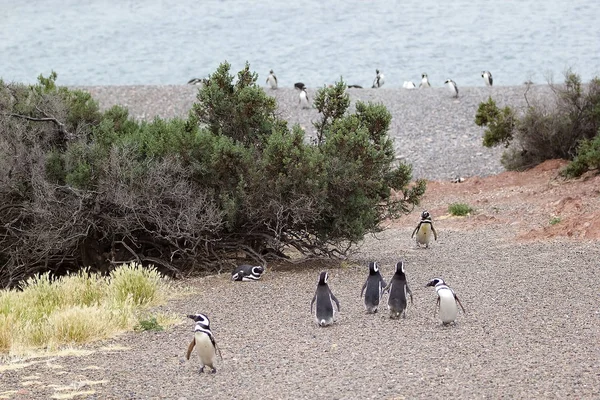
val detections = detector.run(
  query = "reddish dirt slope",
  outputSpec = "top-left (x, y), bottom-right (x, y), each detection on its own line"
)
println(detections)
top-left (394, 159), bottom-right (600, 240)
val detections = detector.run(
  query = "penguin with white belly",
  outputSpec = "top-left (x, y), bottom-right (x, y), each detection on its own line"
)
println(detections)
top-left (412, 210), bottom-right (438, 248)
top-left (425, 277), bottom-right (466, 325)
top-left (186, 313), bottom-right (223, 373)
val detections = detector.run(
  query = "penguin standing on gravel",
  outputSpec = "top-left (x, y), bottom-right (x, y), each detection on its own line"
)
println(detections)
top-left (299, 86), bottom-right (310, 109)
top-left (310, 271), bottom-right (340, 326)
top-left (419, 73), bottom-right (431, 88)
top-left (266, 69), bottom-right (278, 89)
top-left (372, 69), bottom-right (385, 88)
top-left (444, 79), bottom-right (459, 98)
top-left (425, 278), bottom-right (466, 325)
top-left (383, 261), bottom-right (413, 319)
top-left (186, 313), bottom-right (223, 373)
top-left (231, 265), bottom-right (265, 281)
top-left (482, 70), bottom-right (493, 87)
top-left (360, 261), bottom-right (387, 313)
top-left (412, 210), bottom-right (438, 248)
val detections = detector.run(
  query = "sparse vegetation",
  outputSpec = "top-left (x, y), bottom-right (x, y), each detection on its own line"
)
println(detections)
top-left (0, 263), bottom-right (171, 356)
top-left (0, 64), bottom-right (425, 287)
top-left (475, 71), bottom-right (600, 174)
top-left (135, 316), bottom-right (164, 332)
top-left (550, 216), bottom-right (561, 225)
top-left (448, 203), bottom-right (474, 216)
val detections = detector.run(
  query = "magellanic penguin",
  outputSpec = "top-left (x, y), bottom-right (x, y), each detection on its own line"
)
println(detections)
top-left (294, 82), bottom-right (306, 90)
top-left (299, 87), bottom-right (310, 109)
top-left (482, 70), bottom-right (493, 87)
top-left (445, 79), bottom-right (459, 98)
top-left (425, 278), bottom-right (466, 325)
top-left (412, 210), bottom-right (438, 248)
top-left (419, 73), bottom-right (431, 88)
top-left (310, 271), bottom-right (340, 327)
top-left (372, 69), bottom-right (385, 88)
top-left (383, 261), bottom-right (413, 319)
top-left (360, 261), bottom-right (387, 313)
top-left (266, 69), bottom-right (278, 89)
top-left (231, 265), bottom-right (265, 281)
top-left (186, 313), bottom-right (223, 373)
top-left (187, 77), bottom-right (208, 86)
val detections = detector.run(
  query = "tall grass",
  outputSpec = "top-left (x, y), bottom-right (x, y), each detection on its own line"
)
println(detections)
top-left (0, 263), bottom-right (172, 357)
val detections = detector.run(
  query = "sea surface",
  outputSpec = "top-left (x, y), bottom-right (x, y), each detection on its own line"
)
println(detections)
top-left (1, 0), bottom-right (599, 87)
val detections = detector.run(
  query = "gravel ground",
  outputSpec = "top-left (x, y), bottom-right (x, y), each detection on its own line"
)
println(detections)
top-left (80, 84), bottom-right (555, 180)
top-left (2, 226), bottom-right (598, 399)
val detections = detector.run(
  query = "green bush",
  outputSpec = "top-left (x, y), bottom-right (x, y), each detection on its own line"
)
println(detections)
top-left (0, 65), bottom-right (425, 287)
top-left (475, 72), bottom-right (600, 173)
top-left (448, 203), bottom-right (473, 216)
top-left (561, 128), bottom-right (600, 177)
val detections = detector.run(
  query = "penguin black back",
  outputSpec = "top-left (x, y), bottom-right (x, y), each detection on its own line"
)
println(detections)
top-left (361, 261), bottom-right (386, 313)
top-left (384, 261), bottom-right (413, 319)
top-left (311, 271), bottom-right (340, 326)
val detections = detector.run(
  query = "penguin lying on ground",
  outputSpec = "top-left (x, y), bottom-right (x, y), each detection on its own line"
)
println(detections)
top-left (231, 265), bottom-right (265, 281)
top-left (310, 271), bottom-right (340, 327)
top-left (425, 278), bottom-right (466, 325)
top-left (383, 261), bottom-right (413, 319)
top-left (412, 210), bottom-right (438, 248)
top-left (186, 313), bottom-right (223, 373)
top-left (360, 261), bottom-right (387, 313)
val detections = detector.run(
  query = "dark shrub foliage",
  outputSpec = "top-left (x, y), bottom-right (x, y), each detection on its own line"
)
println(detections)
top-left (475, 72), bottom-right (600, 172)
top-left (0, 66), bottom-right (424, 287)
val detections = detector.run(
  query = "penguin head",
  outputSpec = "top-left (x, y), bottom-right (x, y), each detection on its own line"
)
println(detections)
top-left (251, 266), bottom-right (264, 276)
top-left (187, 313), bottom-right (210, 328)
top-left (376, 69), bottom-right (380, 74)
top-left (422, 73), bottom-right (428, 79)
top-left (394, 260), bottom-right (406, 275)
top-left (270, 69), bottom-right (274, 74)
top-left (368, 261), bottom-right (379, 275)
top-left (318, 271), bottom-right (329, 285)
top-left (426, 277), bottom-right (445, 287)
top-left (421, 210), bottom-right (431, 220)
top-left (481, 71), bottom-right (486, 78)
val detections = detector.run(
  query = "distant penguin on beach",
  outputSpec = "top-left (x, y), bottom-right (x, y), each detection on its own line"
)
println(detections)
top-left (482, 70), bottom-right (493, 87)
top-left (372, 69), bottom-right (385, 88)
top-left (444, 79), bottom-right (459, 98)
top-left (403, 81), bottom-right (416, 89)
top-left (419, 73), bottom-right (431, 88)
top-left (188, 77), bottom-right (208, 87)
top-left (311, 271), bottom-right (340, 326)
top-left (348, 84), bottom-right (363, 89)
top-left (299, 86), bottom-right (310, 109)
top-left (266, 69), bottom-right (278, 89)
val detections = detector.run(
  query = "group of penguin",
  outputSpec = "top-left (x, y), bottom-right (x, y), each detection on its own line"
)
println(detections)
top-left (185, 210), bottom-right (466, 374)
top-left (188, 69), bottom-right (493, 109)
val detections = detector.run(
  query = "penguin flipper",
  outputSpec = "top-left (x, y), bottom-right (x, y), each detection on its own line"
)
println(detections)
top-left (186, 338), bottom-right (196, 360)
top-left (382, 281), bottom-right (391, 294)
top-left (432, 225), bottom-right (438, 241)
top-left (310, 293), bottom-right (316, 313)
top-left (330, 292), bottom-right (340, 311)
top-left (360, 281), bottom-right (367, 298)
top-left (274, 75), bottom-right (277, 84)
top-left (411, 224), bottom-right (420, 238)
top-left (454, 294), bottom-right (466, 314)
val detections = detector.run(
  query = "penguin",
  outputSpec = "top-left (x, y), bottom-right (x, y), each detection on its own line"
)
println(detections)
top-left (347, 84), bottom-right (363, 89)
top-left (188, 77), bottom-right (208, 86)
top-left (419, 73), bottom-right (431, 88)
top-left (231, 265), bottom-right (265, 281)
top-left (266, 69), bottom-right (278, 89)
top-left (299, 87), bottom-right (310, 109)
top-left (360, 261), bottom-right (387, 313)
top-left (411, 210), bottom-right (438, 248)
top-left (372, 69), bottom-right (385, 88)
top-left (310, 271), bottom-right (340, 327)
top-left (482, 70), bottom-right (493, 87)
top-left (383, 261), bottom-right (413, 319)
top-left (403, 81), bottom-right (416, 89)
top-left (186, 313), bottom-right (223, 373)
top-left (294, 82), bottom-right (306, 90)
top-left (444, 79), bottom-right (459, 98)
top-left (425, 278), bottom-right (466, 325)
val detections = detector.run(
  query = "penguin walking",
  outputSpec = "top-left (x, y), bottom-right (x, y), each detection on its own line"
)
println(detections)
top-left (360, 261), bottom-right (387, 313)
top-left (186, 313), bottom-right (223, 373)
top-left (445, 79), bottom-right (459, 98)
top-left (419, 73), bottom-right (431, 88)
top-left (372, 69), bottom-right (385, 88)
top-left (425, 278), bottom-right (466, 325)
top-left (482, 70), bottom-right (493, 87)
top-left (299, 87), bottom-right (310, 109)
top-left (266, 69), bottom-right (278, 89)
top-left (310, 271), bottom-right (340, 326)
top-left (231, 265), bottom-right (265, 281)
top-left (411, 210), bottom-right (438, 248)
top-left (383, 261), bottom-right (413, 319)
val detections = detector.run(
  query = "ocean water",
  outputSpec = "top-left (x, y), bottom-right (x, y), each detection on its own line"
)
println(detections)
top-left (1, 0), bottom-right (599, 87)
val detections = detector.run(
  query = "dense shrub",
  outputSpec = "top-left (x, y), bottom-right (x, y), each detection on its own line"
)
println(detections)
top-left (475, 72), bottom-right (600, 173)
top-left (0, 65), bottom-right (425, 287)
